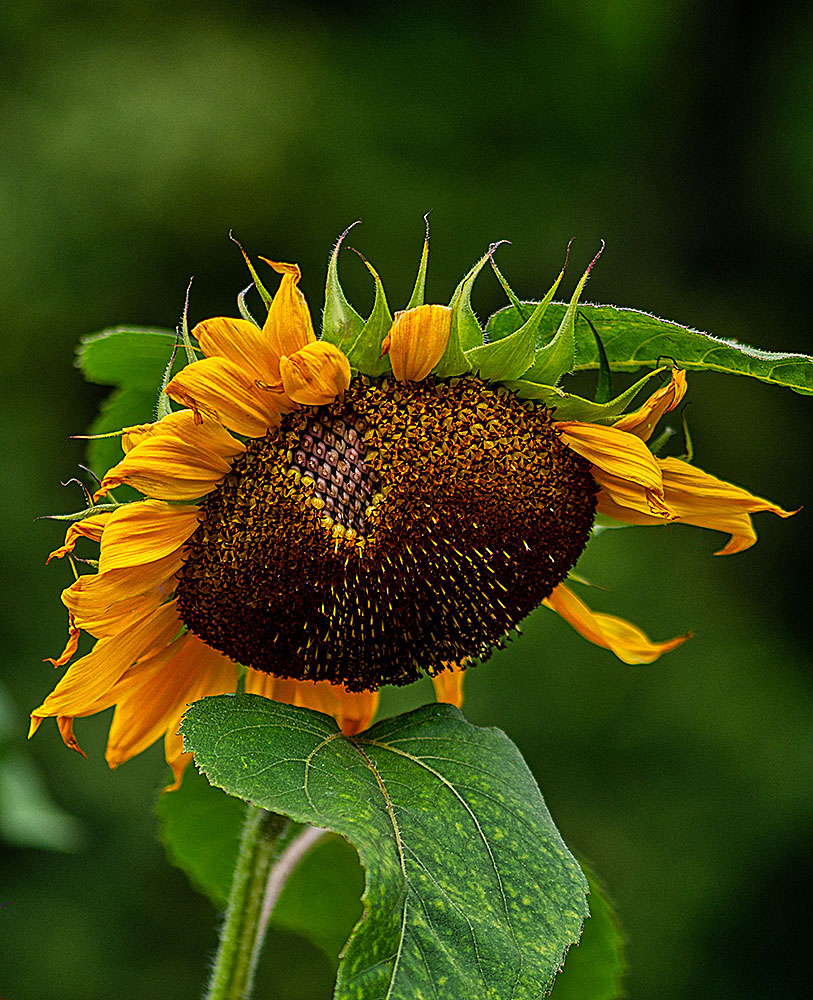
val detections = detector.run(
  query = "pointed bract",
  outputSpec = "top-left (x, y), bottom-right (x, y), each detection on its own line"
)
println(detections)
top-left (322, 223), bottom-right (365, 353)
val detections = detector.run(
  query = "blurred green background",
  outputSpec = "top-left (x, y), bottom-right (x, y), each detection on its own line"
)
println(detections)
top-left (1, 1), bottom-right (811, 997)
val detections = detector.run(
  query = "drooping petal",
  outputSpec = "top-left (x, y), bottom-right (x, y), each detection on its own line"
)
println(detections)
top-left (382, 304), bottom-right (453, 382)
top-left (30, 600), bottom-right (182, 727)
top-left (600, 457), bottom-right (796, 555)
top-left (245, 670), bottom-right (378, 737)
top-left (613, 368), bottom-right (688, 440)
top-left (166, 356), bottom-right (285, 438)
top-left (57, 716), bottom-right (86, 758)
top-left (279, 342), bottom-right (351, 406)
top-left (62, 550), bottom-right (183, 637)
top-left (94, 411), bottom-right (245, 502)
top-left (431, 661), bottom-right (466, 707)
top-left (98, 500), bottom-right (199, 572)
top-left (121, 422), bottom-right (157, 453)
top-left (46, 512), bottom-right (113, 564)
top-left (259, 261), bottom-right (317, 373)
top-left (44, 614), bottom-right (80, 667)
top-left (543, 583), bottom-right (691, 664)
top-left (194, 316), bottom-right (282, 388)
top-left (106, 632), bottom-right (237, 775)
top-left (558, 420), bottom-right (673, 517)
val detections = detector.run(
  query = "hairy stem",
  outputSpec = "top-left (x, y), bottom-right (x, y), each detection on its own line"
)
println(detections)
top-left (205, 805), bottom-right (289, 1000)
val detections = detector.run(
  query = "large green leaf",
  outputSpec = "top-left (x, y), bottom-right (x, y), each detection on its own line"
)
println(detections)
top-left (182, 696), bottom-right (588, 1000)
top-left (77, 326), bottom-right (179, 389)
top-left (85, 387), bottom-right (158, 478)
top-left (486, 303), bottom-right (813, 394)
top-left (157, 767), bottom-right (364, 963)
top-left (550, 867), bottom-right (626, 1000)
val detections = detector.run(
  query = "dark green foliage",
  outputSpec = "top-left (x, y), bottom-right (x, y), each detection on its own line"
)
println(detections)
top-left (182, 697), bottom-right (589, 1000)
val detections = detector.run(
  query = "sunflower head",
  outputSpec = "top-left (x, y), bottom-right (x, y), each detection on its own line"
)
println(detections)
top-left (32, 227), bottom-right (795, 781)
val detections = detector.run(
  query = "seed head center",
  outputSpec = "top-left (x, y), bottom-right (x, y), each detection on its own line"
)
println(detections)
top-left (176, 376), bottom-right (598, 690)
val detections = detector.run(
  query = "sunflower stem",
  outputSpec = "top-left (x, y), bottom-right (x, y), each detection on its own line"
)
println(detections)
top-left (205, 805), bottom-right (289, 1000)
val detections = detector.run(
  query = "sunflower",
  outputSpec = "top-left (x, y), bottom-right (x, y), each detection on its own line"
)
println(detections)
top-left (31, 247), bottom-right (793, 787)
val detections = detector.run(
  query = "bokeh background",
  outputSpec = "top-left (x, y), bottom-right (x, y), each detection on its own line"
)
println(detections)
top-left (1, 1), bottom-right (811, 997)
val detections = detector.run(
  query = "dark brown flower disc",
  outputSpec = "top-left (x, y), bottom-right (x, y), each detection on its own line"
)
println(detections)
top-left (176, 376), bottom-right (598, 690)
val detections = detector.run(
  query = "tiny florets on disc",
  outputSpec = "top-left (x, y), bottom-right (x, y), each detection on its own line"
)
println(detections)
top-left (176, 375), bottom-right (598, 690)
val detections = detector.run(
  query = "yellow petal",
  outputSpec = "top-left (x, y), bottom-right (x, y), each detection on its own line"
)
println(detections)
top-left (121, 422), bottom-right (157, 453)
top-left (62, 550), bottom-right (183, 637)
top-left (106, 632), bottom-right (237, 773)
top-left (558, 420), bottom-right (673, 517)
top-left (31, 601), bottom-right (182, 723)
top-left (57, 716), bottom-right (87, 758)
top-left (98, 500), bottom-right (199, 572)
top-left (613, 368), bottom-right (688, 440)
top-left (46, 512), bottom-right (113, 564)
top-left (259, 260), bottom-right (317, 370)
top-left (44, 614), bottom-right (80, 668)
top-left (431, 661), bottom-right (466, 708)
top-left (194, 316), bottom-right (283, 388)
top-left (598, 458), bottom-right (796, 555)
top-left (382, 304), bottom-right (452, 382)
top-left (166, 356), bottom-right (285, 438)
top-left (279, 342), bottom-right (351, 406)
top-left (94, 411), bottom-right (245, 502)
top-left (245, 670), bottom-right (378, 737)
top-left (544, 583), bottom-right (691, 664)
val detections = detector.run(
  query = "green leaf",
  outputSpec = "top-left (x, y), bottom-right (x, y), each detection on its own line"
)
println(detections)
top-left (507, 367), bottom-right (666, 421)
top-left (76, 327), bottom-right (188, 476)
top-left (434, 251), bottom-right (491, 376)
top-left (344, 254), bottom-right (393, 377)
top-left (77, 326), bottom-right (179, 390)
top-left (550, 866), bottom-right (626, 1000)
top-left (85, 387), bottom-right (157, 478)
top-left (157, 767), bottom-right (364, 963)
top-left (322, 224), bottom-right (366, 354)
top-left (182, 697), bottom-right (588, 1000)
top-left (487, 302), bottom-right (813, 394)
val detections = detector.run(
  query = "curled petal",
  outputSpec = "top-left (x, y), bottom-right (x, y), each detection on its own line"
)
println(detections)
top-left (47, 512), bottom-right (113, 564)
top-left (30, 601), bottom-right (182, 725)
top-left (166, 356), bottom-right (283, 438)
top-left (600, 456), bottom-right (797, 555)
top-left (62, 550), bottom-right (183, 637)
top-left (279, 342), bottom-right (351, 406)
top-left (245, 670), bottom-right (378, 737)
top-left (98, 500), bottom-right (199, 572)
top-left (57, 716), bottom-right (87, 758)
top-left (382, 304), bottom-right (452, 382)
top-left (613, 368), bottom-right (688, 440)
top-left (544, 583), bottom-right (691, 664)
top-left (94, 411), bottom-right (244, 502)
top-left (558, 420), bottom-right (672, 517)
top-left (44, 614), bottom-right (80, 668)
top-left (260, 260), bottom-right (317, 367)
